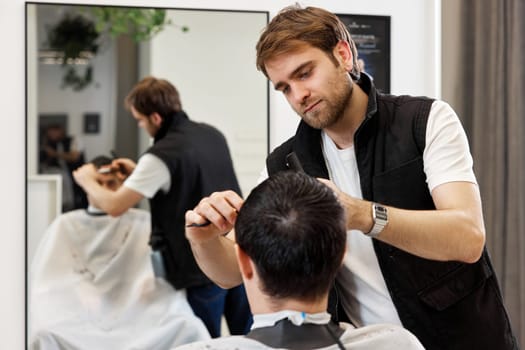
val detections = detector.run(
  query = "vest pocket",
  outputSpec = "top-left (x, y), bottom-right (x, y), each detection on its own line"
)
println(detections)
top-left (372, 156), bottom-right (433, 209)
top-left (416, 255), bottom-right (492, 311)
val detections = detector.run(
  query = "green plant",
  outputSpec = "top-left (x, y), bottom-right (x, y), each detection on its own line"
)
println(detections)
top-left (47, 14), bottom-right (99, 91)
top-left (89, 7), bottom-right (188, 42)
top-left (48, 14), bottom-right (99, 62)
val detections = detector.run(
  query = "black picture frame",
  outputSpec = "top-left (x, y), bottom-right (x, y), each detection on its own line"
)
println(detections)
top-left (336, 14), bottom-right (391, 93)
top-left (83, 112), bottom-right (100, 134)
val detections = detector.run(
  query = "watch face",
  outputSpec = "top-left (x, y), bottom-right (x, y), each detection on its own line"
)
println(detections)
top-left (368, 203), bottom-right (388, 237)
top-left (374, 204), bottom-right (388, 222)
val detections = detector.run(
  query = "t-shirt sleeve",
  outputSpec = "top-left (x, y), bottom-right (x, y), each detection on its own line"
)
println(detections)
top-left (123, 153), bottom-right (171, 198)
top-left (423, 100), bottom-right (477, 192)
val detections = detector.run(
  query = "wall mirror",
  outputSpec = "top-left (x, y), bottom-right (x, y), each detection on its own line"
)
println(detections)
top-left (26, 1), bottom-right (268, 341)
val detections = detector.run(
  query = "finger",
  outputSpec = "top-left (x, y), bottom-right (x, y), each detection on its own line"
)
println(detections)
top-left (316, 177), bottom-right (330, 185)
top-left (211, 190), bottom-right (244, 211)
top-left (110, 160), bottom-right (129, 177)
top-left (185, 210), bottom-right (224, 243)
top-left (111, 159), bottom-right (126, 168)
top-left (185, 210), bottom-right (211, 227)
top-left (316, 177), bottom-right (338, 192)
top-left (207, 191), bottom-right (243, 225)
top-left (186, 221), bottom-right (211, 228)
top-left (193, 199), bottom-right (233, 231)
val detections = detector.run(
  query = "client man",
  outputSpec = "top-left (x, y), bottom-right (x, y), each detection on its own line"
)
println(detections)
top-left (30, 155), bottom-right (210, 350)
top-left (180, 171), bottom-right (424, 349)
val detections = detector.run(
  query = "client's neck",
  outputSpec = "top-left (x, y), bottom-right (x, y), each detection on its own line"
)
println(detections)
top-left (250, 292), bottom-right (328, 315)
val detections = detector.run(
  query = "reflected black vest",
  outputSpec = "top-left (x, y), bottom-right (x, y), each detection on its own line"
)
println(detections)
top-left (147, 111), bottom-right (241, 289)
top-left (266, 76), bottom-right (517, 350)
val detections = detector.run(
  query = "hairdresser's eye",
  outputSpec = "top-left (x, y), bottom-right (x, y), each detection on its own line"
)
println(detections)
top-left (282, 85), bottom-right (290, 95)
top-left (299, 69), bottom-right (310, 80)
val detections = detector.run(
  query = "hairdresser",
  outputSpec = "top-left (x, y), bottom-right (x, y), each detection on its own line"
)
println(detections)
top-left (73, 76), bottom-right (252, 338)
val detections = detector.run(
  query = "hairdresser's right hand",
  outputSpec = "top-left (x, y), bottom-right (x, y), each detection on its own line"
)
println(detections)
top-left (111, 158), bottom-right (136, 180)
top-left (185, 190), bottom-right (244, 244)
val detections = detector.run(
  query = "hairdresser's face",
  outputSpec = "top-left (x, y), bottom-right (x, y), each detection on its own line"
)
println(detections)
top-left (131, 106), bottom-right (160, 137)
top-left (265, 44), bottom-right (353, 130)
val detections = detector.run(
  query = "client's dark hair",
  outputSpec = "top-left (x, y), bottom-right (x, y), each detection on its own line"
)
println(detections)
top-left (235, 171), bottom-right (346, 302)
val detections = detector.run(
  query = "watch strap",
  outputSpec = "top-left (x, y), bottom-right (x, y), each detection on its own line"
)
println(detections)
top-left (367, 203), bottom-right (388, 238)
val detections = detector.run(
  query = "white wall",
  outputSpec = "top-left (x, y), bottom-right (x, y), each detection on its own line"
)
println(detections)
top-left (0, 0), bottom-right (439, 348)
top-left (148, 9), bottom-right (268, 196)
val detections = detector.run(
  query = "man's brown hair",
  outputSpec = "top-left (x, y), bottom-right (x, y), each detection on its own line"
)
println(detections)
top-left (124, 76), bottom-right (182, 120)
top-left (256, 5), bottom-right (360, 79)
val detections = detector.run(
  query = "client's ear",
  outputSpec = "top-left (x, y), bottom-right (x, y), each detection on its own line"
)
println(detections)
top-left (235, 244), bottom-right (254, 280)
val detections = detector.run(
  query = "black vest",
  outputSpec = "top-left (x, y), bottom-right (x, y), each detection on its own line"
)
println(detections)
top-left (267, 75), bottom-right (517, 350)
top-left (147, 111), bottom-right (241, 289)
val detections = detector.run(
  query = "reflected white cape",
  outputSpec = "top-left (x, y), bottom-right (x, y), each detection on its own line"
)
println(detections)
top-left (29, 208), bottom-right (210, 350)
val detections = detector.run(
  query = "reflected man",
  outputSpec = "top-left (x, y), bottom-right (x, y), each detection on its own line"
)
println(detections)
top-left (39, 123), bottom-right (86, 211)
top-left (73, 77), bottom-right (252, 338)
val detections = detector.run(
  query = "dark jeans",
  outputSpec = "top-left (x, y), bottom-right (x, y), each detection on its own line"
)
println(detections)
top-left (187, 283), bottom-right (253, 338)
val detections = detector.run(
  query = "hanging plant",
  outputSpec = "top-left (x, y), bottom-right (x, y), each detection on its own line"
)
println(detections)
top-left (47, 14), bottom-right (99, 91)
top-left (47, 14), bottom-right (99, 63)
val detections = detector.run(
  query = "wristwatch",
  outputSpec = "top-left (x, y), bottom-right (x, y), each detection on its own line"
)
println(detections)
top-left (367, 203), bottom-right (388, 238)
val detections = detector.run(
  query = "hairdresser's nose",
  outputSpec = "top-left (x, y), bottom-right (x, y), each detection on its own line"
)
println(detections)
top-left (291, 83), bottom-right (310, 106)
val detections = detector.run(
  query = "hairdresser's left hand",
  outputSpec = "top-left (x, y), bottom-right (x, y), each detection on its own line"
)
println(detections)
top-left (73, 163), bottom-right (98, 188)
top-left (185, 190), bottom-right (243, 243)
top-left (111, 158), bottom-right (136, 181)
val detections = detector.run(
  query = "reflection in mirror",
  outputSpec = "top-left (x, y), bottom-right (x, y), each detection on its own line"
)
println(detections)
top-left (26, 2), bottom-right (268, 346)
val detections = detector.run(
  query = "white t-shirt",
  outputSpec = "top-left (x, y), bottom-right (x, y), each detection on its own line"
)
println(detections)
top-left (259, 100), bottom-right (477, 327)
top-left (123, 153), bottom-right (171, 198)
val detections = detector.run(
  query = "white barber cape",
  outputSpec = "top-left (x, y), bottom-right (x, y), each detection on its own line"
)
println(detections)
top-left (175, 322), bottom-right (425, 350)
top-left (29, 207), bottom-right (210, 350)
top-left (176, 311), bottom-right (424, 350)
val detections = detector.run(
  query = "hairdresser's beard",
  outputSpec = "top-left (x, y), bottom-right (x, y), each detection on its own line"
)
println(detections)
top-left (295, 76), bottom-right (353, 130)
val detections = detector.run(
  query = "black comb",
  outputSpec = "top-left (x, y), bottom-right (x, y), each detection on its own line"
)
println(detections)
top-left (285, 152), bottom-right (305, 173)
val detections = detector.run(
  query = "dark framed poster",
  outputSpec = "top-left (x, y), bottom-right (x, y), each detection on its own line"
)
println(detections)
top-left (83, 112), bottom-right (100, 134)
top-left (336, 14), bottom-right (391, 93)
